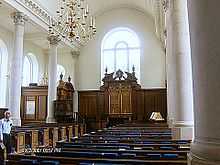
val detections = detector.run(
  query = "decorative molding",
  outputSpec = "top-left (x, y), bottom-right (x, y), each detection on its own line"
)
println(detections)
top-left (162, 0), bottom-right (169, 13)
top-left (5, 0), bottom-right (80, 49)
top-left (153, 0), bottom-right (166, 49)
top-left (16, 0), bottom-right (50, 25)
top-left (173, 120), bottom-right (194, 127)
top-left (11, 12), bottom-right (28, 26)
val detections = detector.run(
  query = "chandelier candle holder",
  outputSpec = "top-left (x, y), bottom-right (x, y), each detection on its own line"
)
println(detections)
top-left (48, 0), bottom-right (96, 45)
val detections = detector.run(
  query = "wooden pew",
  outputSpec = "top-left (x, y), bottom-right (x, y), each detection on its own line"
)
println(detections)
top-left (7, 154), bottom-right (187, 165)
top-left (8, 123), bottom-right (190, 165)
top-left (13, 131), bottom-right (25, 154)
top-left (56, 141), bottom-right (190, 151)
top-left (74, 124), bottom-right (79, 137)
top-left (67, 126), bottom-right (73, 142)
top-left (31, 130), bottom-right (38, 150)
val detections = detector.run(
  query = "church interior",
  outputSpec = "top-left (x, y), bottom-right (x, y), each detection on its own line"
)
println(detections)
top-left (0, 0), bottom-right (219, 164)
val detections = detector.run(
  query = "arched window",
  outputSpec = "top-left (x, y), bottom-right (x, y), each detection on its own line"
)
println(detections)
top-left (101, 27), bottom-right (141, 82)
top-left (0, 39), bottom-right (8, 108)
top-left (22, 53), bottom-right (39, 86)
top-left (57, 64), bottom-right (66, 82)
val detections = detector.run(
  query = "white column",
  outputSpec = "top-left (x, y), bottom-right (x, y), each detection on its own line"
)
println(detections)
top-left (46, 35), bottom-right (60, 123)
top-left (9, 12), bottom-right (27, 126)
top-left (71, 51), bottom-right (79, 114)
top-left (188, 0), bottom-right (220, 164)
top-left (166, 0), bottom-right (194, 139)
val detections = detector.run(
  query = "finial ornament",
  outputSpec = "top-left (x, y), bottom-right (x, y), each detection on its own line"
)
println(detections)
top-left (68, 76), bottom-right (71, 82)
top-left (60, 73), bottom-right (63, 80)
top-left (105, 67), bottom-right (108, 74)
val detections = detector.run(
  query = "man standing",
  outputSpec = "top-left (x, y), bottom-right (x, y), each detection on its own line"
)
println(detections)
top-left (0, 111), bottom-right (13, 154)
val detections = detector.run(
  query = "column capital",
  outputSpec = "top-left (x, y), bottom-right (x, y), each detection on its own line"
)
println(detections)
top-left (47, 35), bottom-right (61, 45)
top-left (162, 0), bottom-right (170, 13)
top-left (71, 50), bottom-right (80, 59)
top-left (11, 12), bottom-right (27, 26)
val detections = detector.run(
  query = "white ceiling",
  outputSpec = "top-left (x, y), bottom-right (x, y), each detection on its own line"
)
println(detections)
top-left (0, 0), bottom-right (161, 50)
top-left (34, 0), bottom-right (156, 18)
top-left (87, 0), bottom-right (155, 17)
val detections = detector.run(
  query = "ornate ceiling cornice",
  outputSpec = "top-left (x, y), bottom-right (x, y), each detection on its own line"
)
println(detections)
top-left (153, 0), bottom-right (166, 50)
top-left (3, 0), bottom-right (80, 50)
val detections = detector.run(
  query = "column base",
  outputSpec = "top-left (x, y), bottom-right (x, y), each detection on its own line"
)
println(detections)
top-left (172, 121), bottom-right (194, 140)
top-left (46, 117), bottom-right (56, 123)
top-left (188, 152), bottom-right (220, 165)
top-left (12, 118), bottom-right (21, 126)
top-left (188, 139), bottom-right (220, 165)
top-left (167, 117), bottom-right (174, 128)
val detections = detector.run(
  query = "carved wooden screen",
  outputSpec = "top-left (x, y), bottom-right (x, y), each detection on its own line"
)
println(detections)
top-left (108, 86), bottom-right (120, 115)
top-left (108, 84), bottom-right (132, 116)
top-left (121, 86), bottom-right (132, 114)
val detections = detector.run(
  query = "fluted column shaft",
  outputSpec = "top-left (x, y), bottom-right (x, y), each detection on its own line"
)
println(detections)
top-left (46, 35), bottom-right (60, 123)
top-left (9, 12), bottom-right (27, 126)
top-left (166, 0), bottom-right (194, 139)
top-left (188, 0), bottom-right (220, 164)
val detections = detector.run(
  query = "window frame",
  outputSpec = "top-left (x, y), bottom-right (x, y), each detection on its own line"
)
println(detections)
top-left (101, 27), bottom-right (141, 82)
top-left (22, 53), bottom-right (39, 86)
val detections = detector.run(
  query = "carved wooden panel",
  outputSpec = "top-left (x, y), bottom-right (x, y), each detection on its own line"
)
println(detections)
top-left (17, 132), bottom-right (25, 153)
top-left (52, 127), bottom-right (59, 147)
top-left (43, 128), bottom-right (49, 147)
top-left (38, 96), bottom-right (47, 120)
top-left (121, 86), bottom-right (132, 114)
top-left (59, 126), bottom-right (66, 141)
top-left (108, 87), bottom-right (121, 115)
top-left (68, 126), bottom-right (73, 142)
top-left (74, 124), bottom-right (79, 137)
top-left (31, 130), bottom-right (38, 149)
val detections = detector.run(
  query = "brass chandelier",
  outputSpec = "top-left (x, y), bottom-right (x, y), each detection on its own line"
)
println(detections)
top-left (49, 0), bottom-right (96, 45)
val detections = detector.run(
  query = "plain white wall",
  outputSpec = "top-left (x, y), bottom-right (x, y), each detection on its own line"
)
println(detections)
top-left (77, 7), bottom-right (166, 90)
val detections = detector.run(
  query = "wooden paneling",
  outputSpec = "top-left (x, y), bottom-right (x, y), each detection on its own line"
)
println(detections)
top-left (78, 90), bottom-right (104, 120)
top-left (16, 132), bottom-right (25, 153)
top-left (74, 125), bottom-right (79, 137)
top-left (31, 130), bottom-right (39, 149)
top-left (79, 88), bottom-right (167, 129)
top-left (52, 127), bottom-right (59, 147)
top-left (43, 128), bottom-right (49, 147)
top-left (21, 86), bottom-right (48, 124)
top-left (38, 96), bottom-right (47, 120)
top-left (142, 89), bottom-right (167, 121)
top-left (68, 126), bottom-right (73, 142)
